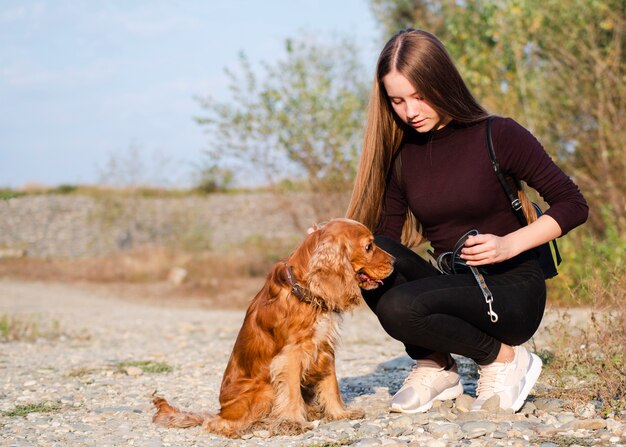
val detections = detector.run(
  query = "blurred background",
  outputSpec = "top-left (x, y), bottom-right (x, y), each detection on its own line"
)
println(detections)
top-left (1, 0), bottom-right (624, 415)
top-left (0, 0), bottom-right (626, 304)
top-left (0, 0), bottom-right (624, 305)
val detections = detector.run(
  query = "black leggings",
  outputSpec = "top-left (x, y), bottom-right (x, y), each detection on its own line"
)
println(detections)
top-left (363, 236), bottom-right (547, 365)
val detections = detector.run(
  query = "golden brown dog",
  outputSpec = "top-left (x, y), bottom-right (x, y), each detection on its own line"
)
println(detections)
top-left (152, 218), bottom-right (394, 438)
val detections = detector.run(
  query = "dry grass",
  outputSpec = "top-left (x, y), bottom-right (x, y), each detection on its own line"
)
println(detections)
top-left (534, 264), bottom-right (626, 416)
top-left (0, 313), bottom-right (62, 342)
top-left (3, 401), bottom-right (62, 417)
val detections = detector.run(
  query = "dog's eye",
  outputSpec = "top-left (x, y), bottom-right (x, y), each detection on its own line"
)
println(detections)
top-left (365, 243), bottom-right (373, 252)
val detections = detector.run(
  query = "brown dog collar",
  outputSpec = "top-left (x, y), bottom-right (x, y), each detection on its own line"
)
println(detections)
top-left (284, 263), bottom-right (336, 312)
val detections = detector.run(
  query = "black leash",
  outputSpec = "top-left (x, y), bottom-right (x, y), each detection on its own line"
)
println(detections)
top-left (436, 229), bottom-right (499, 324)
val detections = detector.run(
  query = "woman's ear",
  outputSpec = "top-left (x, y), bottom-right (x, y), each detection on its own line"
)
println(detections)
top-left (306, 233), bottom-right (361, 309)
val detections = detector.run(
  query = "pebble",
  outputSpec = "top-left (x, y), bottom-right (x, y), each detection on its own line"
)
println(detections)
top-left (1, 280), bottom-right (624, 447)
top-left (576, 402), bottom-right (597, 418)
top-left (479, 394), bottom-right (501, 414)
top-left (455, 394), bottom-right (475, 412)
top-left (124, 366), bottom-right (144, 376)
top-left (534, 397), bottom-right (566, 412)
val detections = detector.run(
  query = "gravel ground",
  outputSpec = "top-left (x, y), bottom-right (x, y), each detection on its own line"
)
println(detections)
top-left (1, 279), bottom-right (624, 447)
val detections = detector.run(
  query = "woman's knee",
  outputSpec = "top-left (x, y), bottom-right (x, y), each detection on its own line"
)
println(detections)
top-left (374, 235), bottom-right (438, 280)
top-left (375, 287), bottom-right (428, 338)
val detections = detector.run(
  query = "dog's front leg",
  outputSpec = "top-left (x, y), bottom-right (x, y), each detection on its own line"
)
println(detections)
top-left (316, 352), bottom-right (365, 421)
top-left (269, 344), bottom-right (312, 434)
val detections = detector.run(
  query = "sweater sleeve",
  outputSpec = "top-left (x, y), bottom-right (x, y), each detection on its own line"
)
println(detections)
top-left (493, 117), bottom-right (589, 236)
top-left (375, 154), bottom-right (407, 242)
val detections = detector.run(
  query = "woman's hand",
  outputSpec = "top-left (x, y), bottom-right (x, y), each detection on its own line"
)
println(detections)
top-left (460, 233), bottom-right (517, 266)
top-left (460, 214), bottom-right (563, 266)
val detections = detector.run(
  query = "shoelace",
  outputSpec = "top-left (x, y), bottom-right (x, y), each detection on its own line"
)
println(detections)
top-left (476, 362), bottom-right (508, 395)
top-left (402, 361), bottom-right (442, 386)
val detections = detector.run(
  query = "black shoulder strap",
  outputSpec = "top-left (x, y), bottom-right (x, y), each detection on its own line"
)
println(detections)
top-left (486, 117), bottom-right (562, 267)
top-left (486, 117), bottom-right (528, 226)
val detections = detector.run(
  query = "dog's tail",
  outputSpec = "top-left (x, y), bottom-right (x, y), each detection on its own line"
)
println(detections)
top-left (152, 397), bottom-right (206, 428)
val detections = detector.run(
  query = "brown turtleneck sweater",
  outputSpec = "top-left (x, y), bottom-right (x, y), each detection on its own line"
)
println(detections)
top-left (377, 117), bottom-right (589, 255)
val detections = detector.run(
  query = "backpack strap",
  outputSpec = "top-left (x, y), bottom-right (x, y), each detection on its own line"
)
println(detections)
top-left (486, 117), bottom-right (527, 227)
top-left (485, 117), bottom-right (562, 267)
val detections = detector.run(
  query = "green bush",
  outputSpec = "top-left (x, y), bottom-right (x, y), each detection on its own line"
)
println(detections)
top-left (548, 208), bottom-right (625, 306)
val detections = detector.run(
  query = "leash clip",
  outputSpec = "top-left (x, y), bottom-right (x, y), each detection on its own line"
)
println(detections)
top-left (484, 293), bottom-right (499, 323)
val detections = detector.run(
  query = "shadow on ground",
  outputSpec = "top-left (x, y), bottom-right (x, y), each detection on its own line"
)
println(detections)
top-left (340, 355), bottom-right (479, 404)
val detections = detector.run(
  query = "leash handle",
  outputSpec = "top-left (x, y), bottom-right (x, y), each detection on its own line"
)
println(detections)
top-left (437, 229), bottom-right (499, 324)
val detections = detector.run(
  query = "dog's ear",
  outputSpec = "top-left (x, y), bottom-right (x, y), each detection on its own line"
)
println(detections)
top-left (306, 232), bottom-right (361, 309)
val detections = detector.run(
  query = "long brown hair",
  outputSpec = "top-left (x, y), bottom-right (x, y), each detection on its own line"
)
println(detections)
top-left (346, 29), bottom-right (490, 247)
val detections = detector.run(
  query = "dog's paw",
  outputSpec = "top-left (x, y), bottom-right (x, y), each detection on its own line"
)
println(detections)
top-left (270, 418), bottom-right (313, 436)
top-left (325, 407), bottom-right (365, 421)
top-left (345, 408), bottom-right (365, 420)
top-left (203, 416), bottom-right (244, 438)
top-left (305, 404), bottom-right (324, 421)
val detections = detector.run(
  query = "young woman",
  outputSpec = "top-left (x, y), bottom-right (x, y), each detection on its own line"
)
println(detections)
top-left (346, 29), bottom-right (588, 413)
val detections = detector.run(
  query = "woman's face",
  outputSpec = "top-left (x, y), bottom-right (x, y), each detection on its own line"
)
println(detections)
top-left (382, 70), bottom-right (448, 133)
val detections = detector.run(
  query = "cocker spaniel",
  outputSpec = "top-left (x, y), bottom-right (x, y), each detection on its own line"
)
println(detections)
top-left (152, 218), bottom-right (394, 438)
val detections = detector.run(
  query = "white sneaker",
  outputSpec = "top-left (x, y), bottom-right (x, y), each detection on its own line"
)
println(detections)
top-left (472, 345), bottom-right (542, 412)
top-left (390, 358), bottom-right (464, 413)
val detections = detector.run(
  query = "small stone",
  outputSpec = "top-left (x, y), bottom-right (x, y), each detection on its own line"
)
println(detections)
top-left (559, 420), bottom-right (579, 431)
top-left (533, 398), bottom-right (565, 412)
top-left (461, 421), bottom-right (497, 438)
top-left (443, 411), bottom-right (458, 422)
top-left (23, 380), bottom-right (37, 387)
top-left (439, 399), bottom-right (453, 409)
top-left (381, 440), bottom-right (406, 447)
top-left (124, 366), bottom-right (143, 376)
top-left (141, 440), bottom-right (163, 447)
top-left (535, 425), bottom-right (564, 436)
top-left (598, 429), bottom-right (614, 440)
top-left (479, 395), bottom-right (501, 414)
top-left (410, 413), bottom-right (430, 425)
top-left (539, 443), bottom-right (559, 447)
top-left (454, 394), bottom-right (474, 413)
top-left (575, 402), bottom-right (596, 418)
top-left (575, 418), bottom-right (607, 430)
top-left (606, 418), bottom-right (623, 432)
top-left (456, 411), bottom-right (487, 422)
top-left (353, 438), bottom-right (382, 447)
top-left (427, 441), bottom-right (448, 447)
top-left (429, 422), bottom-right (462, 440)
top-left (388, 415), bottom-right (413, 429)
top-left (323, 420), bottom-right (354, 432)
top-left (518, 401), bottom-right (536, 415)
top-left (358, 423), bottom-right (383, 436)
top-left (556, 412), bottom-right (577, 424)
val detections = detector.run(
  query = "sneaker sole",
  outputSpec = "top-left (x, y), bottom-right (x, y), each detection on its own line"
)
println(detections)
top-left (390, 381), bottom-right (464, 414)
top-left (512, 352), bottom-right (542, 412)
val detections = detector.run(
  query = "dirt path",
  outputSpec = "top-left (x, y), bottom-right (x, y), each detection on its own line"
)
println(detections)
top-left (1, 279), bottom-right (620, 447)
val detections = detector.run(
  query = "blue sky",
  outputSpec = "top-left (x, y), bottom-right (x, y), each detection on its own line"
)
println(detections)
top-left (0, 0), bottom-right (381, 188)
